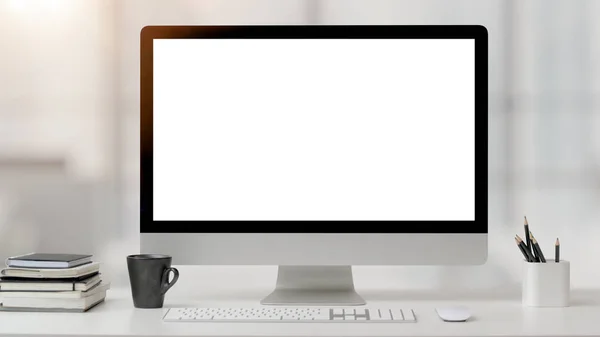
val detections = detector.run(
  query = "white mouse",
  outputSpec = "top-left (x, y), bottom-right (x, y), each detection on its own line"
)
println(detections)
top-left (435, 306), bottom-right (471, 322)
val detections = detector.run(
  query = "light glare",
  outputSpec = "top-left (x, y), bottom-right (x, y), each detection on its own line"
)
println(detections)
top-left (8, 0), bottom-right (66, 12)
top-left (8, 0), bottom-right (27, 11)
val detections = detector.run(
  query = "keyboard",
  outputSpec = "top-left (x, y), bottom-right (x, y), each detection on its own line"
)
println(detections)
top-left (163, 307), bottom-right (416, 322)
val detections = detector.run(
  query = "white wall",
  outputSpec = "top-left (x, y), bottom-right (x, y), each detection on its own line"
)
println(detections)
top-left (0, 0), bottom-right (120, 273)
top-left (0, 0), bottom-right (599, 291)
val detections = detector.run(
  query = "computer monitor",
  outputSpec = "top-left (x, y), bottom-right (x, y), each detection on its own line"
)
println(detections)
top-left (140, 25), bottom-right (488, 305)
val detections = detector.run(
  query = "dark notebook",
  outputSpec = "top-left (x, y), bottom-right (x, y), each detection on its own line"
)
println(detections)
top-left (6, 253), bottom-right (92, 269)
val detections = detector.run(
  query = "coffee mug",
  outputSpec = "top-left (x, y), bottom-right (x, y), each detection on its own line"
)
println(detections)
top-left (127, 254), bottom-right (179, 308)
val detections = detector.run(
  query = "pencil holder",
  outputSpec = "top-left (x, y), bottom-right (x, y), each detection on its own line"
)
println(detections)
top-left (522, 260), bottom-right (570, 307)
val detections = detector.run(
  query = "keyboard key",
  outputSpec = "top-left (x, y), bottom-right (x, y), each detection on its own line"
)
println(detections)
top-left (403, 309), bottom-right (416, 321)
top-left (380, 309), bottom-right (393, 320)
top-left (312, 311), bottom-right (331, 320)
top-left (368, 309), bottom-right (387, 321)
top-left (392, 309), bottom-right (405, 320)
top-left (355, 308), bottom-right (367, 317)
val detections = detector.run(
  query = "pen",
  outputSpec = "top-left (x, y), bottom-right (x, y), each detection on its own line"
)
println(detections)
top-left (555, 238), bottom-right (560, 262)
top-left (515, 235), bottom-right (535, 262)
top-left (530, 232), bottom-right (546, 263)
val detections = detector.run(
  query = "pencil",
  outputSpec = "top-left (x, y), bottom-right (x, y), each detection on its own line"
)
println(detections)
top-left (515, 235), bottom-right (535, 262)
top-left (555, 238), bottom-right (560, 262)
top-left (515, 237), bottom-right (531, 262)
top-left (524, 216), bottom-right (532, 255)
top-left (530, 231), bottom-right (546, 263)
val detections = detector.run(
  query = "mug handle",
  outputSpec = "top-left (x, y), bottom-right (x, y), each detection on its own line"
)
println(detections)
top-left (161, 267), bottom-right (179, 295)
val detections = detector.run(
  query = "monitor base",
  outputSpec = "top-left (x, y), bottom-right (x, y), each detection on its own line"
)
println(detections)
top-left (260, 265), bottom-right (366, 306)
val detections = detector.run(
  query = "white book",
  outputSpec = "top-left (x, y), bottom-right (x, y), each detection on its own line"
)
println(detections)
top-left (0, 262), bottom-right (100, 279)
top-left (0, 274), bottom-right (101, 291)
top-left (0, 289), bottom-right (107, 310)
top-left (0, 281), bottom-right (109, 299)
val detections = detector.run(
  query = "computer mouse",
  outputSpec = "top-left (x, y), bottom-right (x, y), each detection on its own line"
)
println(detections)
top-left (435, 306), bottom-right (471, 322)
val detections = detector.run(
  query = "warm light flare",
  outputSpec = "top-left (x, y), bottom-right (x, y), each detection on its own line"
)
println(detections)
top-left (8, 0), bottom-right (27, 11)
top-left (8, 0), bottom-right (68, 12)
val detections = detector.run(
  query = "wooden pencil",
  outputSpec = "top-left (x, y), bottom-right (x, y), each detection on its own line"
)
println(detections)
top-left (516, 235), bottom-right (535, 262)
top-left (530, 231), bottom-right (546, 263)
top-left (524, 216), bottom-right (532, 255)
top-left (555, 238), bottom-right (560, 262)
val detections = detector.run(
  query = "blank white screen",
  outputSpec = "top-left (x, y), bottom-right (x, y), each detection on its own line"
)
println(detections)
top-left (153, 39), bottom-right (475, 221)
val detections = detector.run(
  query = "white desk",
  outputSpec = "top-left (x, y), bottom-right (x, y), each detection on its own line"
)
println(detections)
top-left (1, 285), bottom-right (600, 337)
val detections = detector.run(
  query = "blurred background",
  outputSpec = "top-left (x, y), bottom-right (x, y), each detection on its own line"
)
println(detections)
top-left (0, 0), bottom-right (599, 291)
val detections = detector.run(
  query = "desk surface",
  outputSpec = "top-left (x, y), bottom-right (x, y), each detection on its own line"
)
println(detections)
top-left (1, 285), bottom-right (600, 337)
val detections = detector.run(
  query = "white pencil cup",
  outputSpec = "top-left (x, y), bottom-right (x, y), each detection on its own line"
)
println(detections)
top-left (522, 260), bottom-right (570, 307)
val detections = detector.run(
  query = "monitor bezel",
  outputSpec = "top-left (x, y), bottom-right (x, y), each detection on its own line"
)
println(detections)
top-left (140, 25), bottom-right (488, 234)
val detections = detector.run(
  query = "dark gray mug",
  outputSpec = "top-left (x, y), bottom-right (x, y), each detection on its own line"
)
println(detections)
top-left (127, 254), bottom-right (179, 308)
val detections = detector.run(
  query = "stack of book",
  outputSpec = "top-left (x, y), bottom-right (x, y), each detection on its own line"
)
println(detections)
top-left (0, 253), bottom-right (110, 312)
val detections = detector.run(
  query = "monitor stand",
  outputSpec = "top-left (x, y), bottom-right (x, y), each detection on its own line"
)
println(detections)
top-left (260, 265), bottom-right (366, 306)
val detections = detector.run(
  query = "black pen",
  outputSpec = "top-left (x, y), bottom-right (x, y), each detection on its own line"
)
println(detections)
top-left (515, 235), bottom-right (535, 262)
top-left (555, 238), bottom-right (560, 262)
top-left (530, 232), bottom-right (546, 263)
